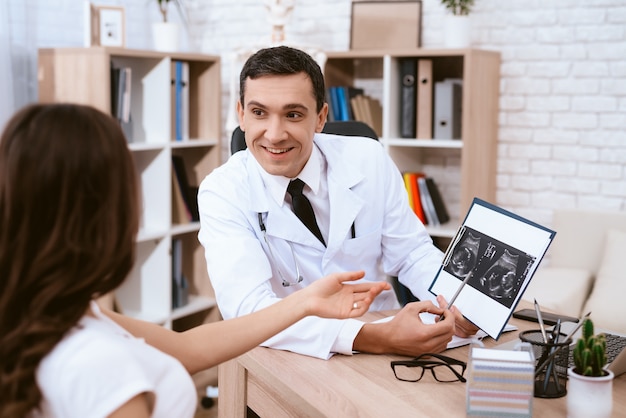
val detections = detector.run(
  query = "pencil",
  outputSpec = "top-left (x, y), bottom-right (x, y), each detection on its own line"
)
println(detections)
top-left (440, 271), bottom-right (473, 320)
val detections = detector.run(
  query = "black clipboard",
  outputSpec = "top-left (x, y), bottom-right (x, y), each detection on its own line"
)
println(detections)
top-left (429, 198), bottom-right (556, 340)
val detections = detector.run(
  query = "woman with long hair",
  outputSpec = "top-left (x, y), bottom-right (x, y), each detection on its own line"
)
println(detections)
top-left (0, 103), bottom-right (388, 417)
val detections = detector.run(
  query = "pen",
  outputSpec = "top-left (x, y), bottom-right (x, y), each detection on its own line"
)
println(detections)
top-left (534, 311), bottom-right (591, 377)
top-left (440, 271), bottom-right (473, 320)
top-left (543, 319), bottom-right (562, 393)
top-left (534, 299), bottom-right (549, 343)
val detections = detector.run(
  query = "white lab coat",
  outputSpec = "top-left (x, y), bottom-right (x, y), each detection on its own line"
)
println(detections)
top-left (197, 133), bottom-right (443, 359)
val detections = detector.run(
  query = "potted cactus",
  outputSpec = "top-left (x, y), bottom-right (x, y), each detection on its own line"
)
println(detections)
top-left (572, 318), bottom-right (608, 376)
top-left (567, 318), bottom-right (614, 418)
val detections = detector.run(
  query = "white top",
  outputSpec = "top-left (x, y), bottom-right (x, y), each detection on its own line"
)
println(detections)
top-left (32, 301), bottom-right (196, 418)
top-left (198, 133), bottom-right (443, 359)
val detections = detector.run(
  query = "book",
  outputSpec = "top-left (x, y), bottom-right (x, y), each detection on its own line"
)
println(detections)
top-left (171, 166), bottom-right (191, 224)
top-left (417, 176), bottom-right (439, 227)
top-left (403, 172), bottom-right (426, 224)
top-left (402, 172), bottom-right (415, 214)
top-left (325, 88), bottom-right (335, 122)
top-left (399, 58), bottom-right (417, 138)
top-left (416, 59), bottom-right (433, 139)
top-left (329, 87), bottom-right (342, 121)
top-left (429, 198), bottom-right (556, 339)
top-left (171, 238), bottom-right (189, 309)
top-left (424, 177), bottom-right (449, 224)
top-left (110, 66), bottom-right (132, 142)
top-left (171, 155), bottom-right (199, 222)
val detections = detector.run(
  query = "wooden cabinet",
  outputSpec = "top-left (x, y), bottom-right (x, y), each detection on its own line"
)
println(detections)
top-left (324, 48), bottom-right (500, 239)
top-left (38, 47), bottom-right (221, 331)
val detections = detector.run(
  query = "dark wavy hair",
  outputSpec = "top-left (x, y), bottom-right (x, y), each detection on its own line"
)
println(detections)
top-left (239, 45), bottom-right (326, 113)
top-left (0, 103), bottom-right (139, 416)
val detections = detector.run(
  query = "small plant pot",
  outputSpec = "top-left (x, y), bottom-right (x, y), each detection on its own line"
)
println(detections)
top-left (152, 21), bottom-right (180, 52)
top-left (566, 367), bottom-right (614, 418)
top-left (444, 15), bottom-right (471, 48)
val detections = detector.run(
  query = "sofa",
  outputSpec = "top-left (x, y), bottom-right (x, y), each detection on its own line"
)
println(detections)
top-left (521, 208), bottom-right (626, 334)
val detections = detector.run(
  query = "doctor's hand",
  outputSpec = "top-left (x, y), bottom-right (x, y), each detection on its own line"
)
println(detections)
top-left (300, 271), bottom-right (391, 319)
top-left (353, 300), bottom-right (455, 357)
top-left (436, 294), bottom-right (480, 338)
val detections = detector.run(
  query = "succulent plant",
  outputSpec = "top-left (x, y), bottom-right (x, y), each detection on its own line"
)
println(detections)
top-left (572, 318), bottom-right (608, 377)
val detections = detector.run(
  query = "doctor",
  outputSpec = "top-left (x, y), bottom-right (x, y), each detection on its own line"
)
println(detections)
top-left (198, 46), bottom-right (478, 360)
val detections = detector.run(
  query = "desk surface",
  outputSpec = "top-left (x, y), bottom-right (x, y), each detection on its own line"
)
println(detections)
top-left (218, 302), bottom-right (626, 417)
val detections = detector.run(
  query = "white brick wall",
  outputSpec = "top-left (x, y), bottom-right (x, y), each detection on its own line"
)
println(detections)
top-left (5, 0), bottom-right (626, 226)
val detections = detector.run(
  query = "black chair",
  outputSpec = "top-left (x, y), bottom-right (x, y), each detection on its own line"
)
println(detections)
top-left (230, 120), bottom-right (378, 155)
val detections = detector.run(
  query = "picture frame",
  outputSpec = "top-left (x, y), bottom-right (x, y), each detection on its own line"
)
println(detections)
top-left (90, 5), bottom-right (126, 48)
top-left (350, 0), bottom-right (422, 50)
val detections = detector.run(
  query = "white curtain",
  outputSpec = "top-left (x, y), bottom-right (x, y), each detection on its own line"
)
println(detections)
top-left (0, 1), bottom-right (15, 130)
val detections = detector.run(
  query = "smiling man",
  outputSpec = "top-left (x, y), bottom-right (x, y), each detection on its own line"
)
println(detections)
top-left (197, 46), bottom-right (477, 360)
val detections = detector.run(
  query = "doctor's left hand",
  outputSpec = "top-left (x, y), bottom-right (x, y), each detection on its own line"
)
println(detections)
top-left (301, 271), bottom-right (390, 319)
top-left (436, 294), bottom-right (480, 338)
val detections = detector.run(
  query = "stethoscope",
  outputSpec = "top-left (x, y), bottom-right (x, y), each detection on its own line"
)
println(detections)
top-left (258, 213), bottom-right (304, 287)
top-left (257, 212), bottom-right (356, 287)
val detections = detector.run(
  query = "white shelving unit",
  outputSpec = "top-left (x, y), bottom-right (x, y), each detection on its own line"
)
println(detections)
top-left (38, 47), bottom-right (222, 330)
top-left (324, 48), bottom-right (500, 239)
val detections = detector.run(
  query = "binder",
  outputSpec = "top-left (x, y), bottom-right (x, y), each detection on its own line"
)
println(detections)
top-left (399, 58), bottom-right (417, 138)
top-left (416, 59), bottom-right (433, 139)
top-left (173, 61), bottom-right (189, 141)
top-left (434, 79), bottom-right (463, 139)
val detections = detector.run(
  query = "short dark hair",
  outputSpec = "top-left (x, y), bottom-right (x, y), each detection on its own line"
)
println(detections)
top-left (239, 46), bottom-right (326, 113)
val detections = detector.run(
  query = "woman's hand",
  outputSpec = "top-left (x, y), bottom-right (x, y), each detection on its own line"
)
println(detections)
top-left (303, 271), bottom-right (390, 319)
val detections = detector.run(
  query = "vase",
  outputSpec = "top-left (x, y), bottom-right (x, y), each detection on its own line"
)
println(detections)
top-left (151, 22), bottom-right (180, 52)
top-left (566, 367), bottom-right (614, 418)
top-left (444, 15), bottom-right (471, 48)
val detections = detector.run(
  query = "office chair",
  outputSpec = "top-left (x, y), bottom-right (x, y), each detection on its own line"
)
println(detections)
top-left (230, 120), bottom-right (379, 155)
top-left (229, 120), bottom-right (417, 306)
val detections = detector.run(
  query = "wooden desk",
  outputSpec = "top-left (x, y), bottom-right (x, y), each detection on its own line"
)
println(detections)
top-left (218, 304), bottom-right (626, 417)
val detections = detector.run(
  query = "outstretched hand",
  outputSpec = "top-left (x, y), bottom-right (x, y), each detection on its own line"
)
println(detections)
top-left (303, 271), bottom-right (390, 319)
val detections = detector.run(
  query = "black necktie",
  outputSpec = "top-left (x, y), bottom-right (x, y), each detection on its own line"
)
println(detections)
top-left (287, 178), bottom-right (325, 246)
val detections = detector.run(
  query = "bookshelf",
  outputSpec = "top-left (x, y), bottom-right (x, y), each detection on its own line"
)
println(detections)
top-left (38, 47), bottom-right (221, 331)
top-left (324, 48), bottom-right (500, 239)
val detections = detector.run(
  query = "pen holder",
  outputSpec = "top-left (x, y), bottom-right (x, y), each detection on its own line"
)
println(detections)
top-left (519, 330), bottom-right (570, 398)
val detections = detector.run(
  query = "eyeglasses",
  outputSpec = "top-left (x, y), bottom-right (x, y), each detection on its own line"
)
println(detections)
top-left (390, 353), bottom-right (467, 383)
top-left (258, 213), bottom-right (303, 287)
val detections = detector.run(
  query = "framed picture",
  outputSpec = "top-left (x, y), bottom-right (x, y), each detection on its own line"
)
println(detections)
top-left (350, 0), bottom-right (422, 50)
top-left (90, 5), bottom-right (125, 47)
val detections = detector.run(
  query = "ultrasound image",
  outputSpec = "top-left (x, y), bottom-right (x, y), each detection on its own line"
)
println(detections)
top-left (443, 226), bottom-right (536, 308)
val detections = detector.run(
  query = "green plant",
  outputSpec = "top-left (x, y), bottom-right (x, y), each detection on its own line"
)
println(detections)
top-left (441, 0), bottom-right (475, 16)
top-left (572, 318), bottom-right (608, 377)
